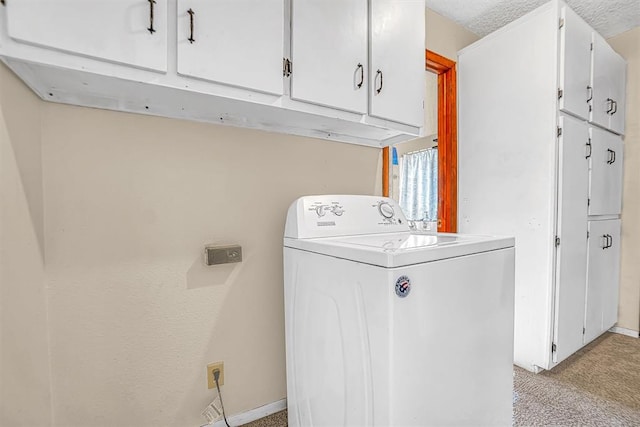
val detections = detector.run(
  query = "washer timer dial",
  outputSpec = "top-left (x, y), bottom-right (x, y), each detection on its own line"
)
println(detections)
top-left (378, 201), bottom-right (395, 219)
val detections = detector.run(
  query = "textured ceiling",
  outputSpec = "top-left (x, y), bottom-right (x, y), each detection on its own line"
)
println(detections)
top-left (427, 0), bottom-right (640, 38)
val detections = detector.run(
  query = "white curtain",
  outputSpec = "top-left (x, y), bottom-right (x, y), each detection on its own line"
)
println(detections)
top-left (399, 148), bottom-right (438, 221)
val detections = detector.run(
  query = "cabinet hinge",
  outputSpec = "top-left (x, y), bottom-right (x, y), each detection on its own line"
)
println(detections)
top-left (557, 126), bottom-right (562, 137)
top-left (555, 236), bottom-right (561, 247)
top-left (283, 58), bottom-right (292, 77)
top-left (559, 18), bottom-right (564, 29)
top-left (587, 230), bottom-right (590, 239)
top-left (558, 88), bottom-right (563, 99)
top-left (587, 198), bottom-right (590, 206)
top-left (590, 42), bottom-right (594, 51)
top-left (583, 327), bottom-right (586, 334)
top-left (552, 342), bottom-right (557, 353)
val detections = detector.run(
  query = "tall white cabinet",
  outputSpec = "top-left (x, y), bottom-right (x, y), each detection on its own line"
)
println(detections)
top-left (458, 0), bottom-right (625, 372)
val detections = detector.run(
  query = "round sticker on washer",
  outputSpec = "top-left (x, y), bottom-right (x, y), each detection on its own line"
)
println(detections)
top-left (395, 275), bottom-right (411, 298)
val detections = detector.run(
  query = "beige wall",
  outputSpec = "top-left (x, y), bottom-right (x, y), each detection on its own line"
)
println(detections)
top-left (0, 65), bottom-right (52, 425)
top-left (0, 59), bottom-right (379, 426)
top-left (426, 9), bottom-right (479, 61)
top-left (608, 27), bottom-right (640, 333)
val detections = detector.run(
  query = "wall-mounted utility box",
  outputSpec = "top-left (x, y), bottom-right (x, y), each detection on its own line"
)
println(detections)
top-left (205, 245), bottom-right (242, 266)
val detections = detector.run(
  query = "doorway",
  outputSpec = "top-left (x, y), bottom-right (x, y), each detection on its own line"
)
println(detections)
top-left (383, 50), bottom-right (457, 232)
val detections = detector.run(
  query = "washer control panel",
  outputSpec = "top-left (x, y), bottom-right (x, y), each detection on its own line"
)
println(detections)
top-left (285, 195), bottom-right (409, 238)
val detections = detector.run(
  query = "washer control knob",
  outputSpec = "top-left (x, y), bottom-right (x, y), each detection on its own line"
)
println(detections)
top-left (378, 202), bottom-right (395, 219)
top-left (315, 205), bottom-right (326, 217)
top-left (331, 206), bottom-right (344, 216)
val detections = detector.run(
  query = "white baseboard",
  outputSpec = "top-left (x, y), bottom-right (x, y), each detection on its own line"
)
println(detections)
top-left (609, 326), bottom-right (640, 338)
top-left (209, 398), bottom-right (286, 427)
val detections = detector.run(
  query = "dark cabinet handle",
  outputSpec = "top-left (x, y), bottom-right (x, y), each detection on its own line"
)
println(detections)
top-left (375, 69), bottom-right (383, 94)
top-left (611, 100), bottom-right (618, 115)
top-left (147, 0), bottom-right (156, 34)
top-left (187, 8), bottom-right (195, 43)
top-left (602, 234), bottom-right (612, 249)
top-left (587, 85), bottom-right (593, 102)
top-left (611, 150), bottom-right (616, 164)
top-left (356, 63), bottom-right (364, 89)
top-left (586, 139), bottom-right (592, 159)
top-left (606, 98), bottom-right (614, 114)
top-left (607, 149), bottom-right (616, 164)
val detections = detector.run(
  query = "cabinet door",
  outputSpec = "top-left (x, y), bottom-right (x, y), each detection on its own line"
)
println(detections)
top-left (6, 0), bottom-right (167, 72)
top-left (290, 0), bottom-right (368, 113)
top-left (177, 0), bottom-right (284, 95)
top-left (370, 0), bottom-right (425, 127)
top-left (608, 51), bottom-right (626, 135)
top-left (590, 34), bottom-right (612, 130)
top-left (559, 6), bottom-right (592, 120)
top-left (590, 35), bottom-right (626, 134)
top-left (588, 127), bottom-right (623, 216)
top-left (584, 219), bottom-right (621, 344)
top-left (553, 115), bottom-right (589, 365)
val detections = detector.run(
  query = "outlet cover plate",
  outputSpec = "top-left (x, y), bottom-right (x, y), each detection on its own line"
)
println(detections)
top-left (207, 361), bottom-right (224, 389)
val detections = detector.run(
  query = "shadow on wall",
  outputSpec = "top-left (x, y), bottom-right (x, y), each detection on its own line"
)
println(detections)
top-left (187, 253), bottom-right (247, 290)
top-left (0, 65), bottom-right (45, 261)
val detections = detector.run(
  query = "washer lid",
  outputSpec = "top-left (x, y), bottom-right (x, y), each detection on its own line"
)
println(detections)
top-left (284, 231), bottom-right (514, 267)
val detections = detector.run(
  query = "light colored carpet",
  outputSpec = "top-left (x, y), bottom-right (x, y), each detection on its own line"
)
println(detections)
top-left (514, 332), bottom-right (640, 426)
top-left (243, 332), bottom-right (640, 426)
top-left (241, 410), bottom-right (287, 427)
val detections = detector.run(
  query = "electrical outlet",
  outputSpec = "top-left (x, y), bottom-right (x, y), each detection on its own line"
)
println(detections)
top-left (207, 361), bottom-right (224, 389)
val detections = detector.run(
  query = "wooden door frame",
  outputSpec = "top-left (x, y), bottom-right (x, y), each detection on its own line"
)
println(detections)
top-left (382, 49), bottom-right (457, 232)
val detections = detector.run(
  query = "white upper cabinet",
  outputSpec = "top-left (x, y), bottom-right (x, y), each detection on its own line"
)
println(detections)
top-left (558, 6), bottom-right (592, 120)
top-left (590, 35), bottom-right (611, 130)
top-left (584, 219), bottom-right (621, 344)
top-left (370, 0), bottom-right (425, 127)
top-left (0, 0), bottom-right (425, 146)
top-left (590, 34), bottom-right (626, 135)
top-left (290, 0), bottom-right (368, 113)
top-left (6, 0), bottom-right (168, 72)
top-left (177, 0), bottom-right (284, 95)
top-left (588, 126), bottom-right (623, 216)
top-left (608, 51), bottom-right (626, 135)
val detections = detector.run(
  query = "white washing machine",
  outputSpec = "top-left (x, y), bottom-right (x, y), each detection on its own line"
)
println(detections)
top-left (283, 195), bottom-right (515, 426)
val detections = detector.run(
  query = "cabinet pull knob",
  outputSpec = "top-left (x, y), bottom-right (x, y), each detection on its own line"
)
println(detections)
top-left (187, 8), bottom-right (195, 43)
top-left (356, 63), bottom-right (364, 89)
top-left (602, 234), bottom-right (612, 249)
top-left (147, 0), bottom-right (156, 34)
top-left (611, 100), bottom-right (617, 115)
top-left (607, 149), bottom-right (615, 164)
top-left (586, 85), bottom-right (593, 102)
top-left (606, 98), bottom-right (614, 114)
top-left (586, 139), bottom-right (592, 159)
top-left (375, 69), bottom-right (383, 94)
